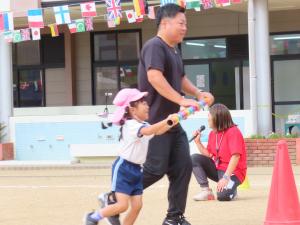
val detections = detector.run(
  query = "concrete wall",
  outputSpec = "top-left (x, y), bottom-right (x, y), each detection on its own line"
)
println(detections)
top-left (186, 9), bottom-right (248, 37)
top-left (270, 9), bottom-right (300, 33)
top-left (45, 68), bottom-right (67, 106)
top-left (75, 33), bottom-right (92, 105)
top-left (11, 0), bottom-right (41, 17)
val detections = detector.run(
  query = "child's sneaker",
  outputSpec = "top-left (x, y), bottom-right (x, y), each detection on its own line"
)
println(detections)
top-left (98, 193), bottom-right (109, 208)
top-left (98, 192), bottom-right (121, 225)
top-left (193, 188), bottom-right (215, 201)
top-left (83, 212), bottom-right (98, 225)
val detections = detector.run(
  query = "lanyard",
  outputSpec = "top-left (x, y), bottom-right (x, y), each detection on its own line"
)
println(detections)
top-left (215, 131), bottom-right (225, 164)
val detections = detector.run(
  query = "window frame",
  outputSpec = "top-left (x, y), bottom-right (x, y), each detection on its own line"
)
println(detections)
top-left (181, 36), bottom-right (228, 60)
top-left (181, 35), bottom-right (248, 110)
top-left (91, 29), bottom-right (142, 105)
top-left (13, 34), bottom-right (65, 107)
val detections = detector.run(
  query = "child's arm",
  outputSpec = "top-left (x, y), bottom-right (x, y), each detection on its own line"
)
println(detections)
top-left (140, 114), bottom-right (178, 136)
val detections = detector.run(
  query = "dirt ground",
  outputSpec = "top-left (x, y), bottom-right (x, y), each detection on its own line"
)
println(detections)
top-left (0, 166), bottom-right (299, 225)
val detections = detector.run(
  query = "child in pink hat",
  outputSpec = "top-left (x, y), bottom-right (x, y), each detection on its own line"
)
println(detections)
top-left (84, 88), bottom-right (178, 225)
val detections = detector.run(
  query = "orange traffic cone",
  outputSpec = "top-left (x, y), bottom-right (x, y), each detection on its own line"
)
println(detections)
top-left (264, 140), bottom-right (300, 225)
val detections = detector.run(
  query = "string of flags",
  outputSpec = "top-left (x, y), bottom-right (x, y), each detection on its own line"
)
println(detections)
top-left (0, 0), bottom-right (243, 43)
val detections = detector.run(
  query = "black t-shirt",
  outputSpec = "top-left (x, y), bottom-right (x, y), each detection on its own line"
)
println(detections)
top-left (138, 36), bottom-right (184, 124)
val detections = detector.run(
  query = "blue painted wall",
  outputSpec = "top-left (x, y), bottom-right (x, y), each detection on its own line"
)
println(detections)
top-left (15, 117), bottom-right (245, 161)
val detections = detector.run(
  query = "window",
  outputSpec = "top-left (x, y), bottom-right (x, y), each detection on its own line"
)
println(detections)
top-left (13, 35), bottom-right (65, 107)
top-left (18, 70), bottom-right (44, 107)
top-left (95, 67), bottom-right (118, 105)
top-left (272, 59), bottom-right (300, 132)
top-left (182, 38), bottom-right (227, 59)
top-left (118, 33), bottom-right (140, 61)
top-left (120, 65), bottom-right (138, 89)
top-left (92, 30), bottom-right (141, 105)
top-left (273, 60), bottom-right (300, 102)
top-left (16, 41), bottom-right (40, 65)
top-left (271, 34), bottom-right (300, 55)
top-left (182, 35), bottom-right (248, 110)
top-left (94, 33), bottom-right (117, 61)
top-left (42, 35), bottom-right (65, 65)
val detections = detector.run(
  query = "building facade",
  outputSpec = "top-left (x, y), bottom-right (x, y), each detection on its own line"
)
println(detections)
top-left (1, 0), bottom-right (300, 160)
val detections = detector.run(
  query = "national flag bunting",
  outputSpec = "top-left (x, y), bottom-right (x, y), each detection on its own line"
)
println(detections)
top-left (28, 9), bottom-right (44, 28)
top-left (106, 0), bottom-right (122, 20)
top-left (217, 0), bottom-right (230, 6)
top-left (3, 31), bottom-right (13, 43)
top-left (133, 0), bottom-right (145, 17)
top-left (85, 17), bottom-right (94, 31)
top-left (160, 0), bottom-right (176, 6)
top-left (53, 5), bottom-right (71, 25)
top-left (114, 17), bottom-right (121, 25)
top-left (186, 0), bottom-right (201, 11)
top-left (76, 19), bottom-right (86, 32)
top-left (147, 6), bottom-right (155, 19)
top-left (68, 22), bottom-right (77, 33)
top-left (49, 24), bottom-right (59, 37)
top-left (202, 0), bottom-right (214, 9)
top-left (107, 19), bottom-right (116, 28)
top-left (20, 28), bottom-right (31, 41)
top-left (80, 2), bottom-right (97, 17)
top-left (213, 0), bottom-right (221, 7)
top-left (0, 12), bottom-right (14, 32)
top-left (31, 28), bottom-right (41, 40)
top-left (13, 30), bottom-right (22, 43)
top-left (135, 12), bottom-right (143, 23)
top-left (125, 10), bottom-right (136, 23)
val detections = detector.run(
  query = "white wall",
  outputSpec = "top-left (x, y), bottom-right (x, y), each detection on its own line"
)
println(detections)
top-left (0, 0), bottom-right (10, 11)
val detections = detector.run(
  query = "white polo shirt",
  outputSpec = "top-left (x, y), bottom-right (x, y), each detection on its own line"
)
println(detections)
top-left (119, 119), bottom-right (154, 165)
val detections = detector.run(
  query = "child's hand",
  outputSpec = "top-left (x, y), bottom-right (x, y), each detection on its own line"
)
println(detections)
top-left (167, 114), bottom-right (179, 126)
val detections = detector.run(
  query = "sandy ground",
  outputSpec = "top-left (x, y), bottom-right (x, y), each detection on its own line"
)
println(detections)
top-left (0, 166), bottom-right (299, 225)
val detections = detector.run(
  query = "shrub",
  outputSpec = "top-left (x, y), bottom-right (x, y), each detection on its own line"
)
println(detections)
top-left (249, 132), bottom-right (299, 139)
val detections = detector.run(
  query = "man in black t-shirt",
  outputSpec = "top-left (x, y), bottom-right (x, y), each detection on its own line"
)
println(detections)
top-left (138, 4), bottom-right (214, 225)
top-left (100, 4), bottom-right (214, 225)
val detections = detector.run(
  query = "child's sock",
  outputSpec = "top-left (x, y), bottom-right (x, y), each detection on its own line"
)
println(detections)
top-left (90, 211), bottom-right (103, 221)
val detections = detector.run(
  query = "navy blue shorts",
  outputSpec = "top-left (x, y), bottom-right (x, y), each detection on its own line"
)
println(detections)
top-left (111, 157), bottom-right (143, 196)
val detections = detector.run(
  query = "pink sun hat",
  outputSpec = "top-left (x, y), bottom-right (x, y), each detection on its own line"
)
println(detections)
top-left (111, 88), bottom-right (148, 125)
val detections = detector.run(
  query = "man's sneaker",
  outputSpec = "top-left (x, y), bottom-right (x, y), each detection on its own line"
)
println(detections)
top-left (98, 192), bottom-right (121, 225)
top-left (193, 188), bottom-right (215, 201)
top-left (83, 212), bottom-right (98, 225)
top-left (178, 215), bottom-right (191, 225)
top-left (162, 214), bottom-right (191, 225)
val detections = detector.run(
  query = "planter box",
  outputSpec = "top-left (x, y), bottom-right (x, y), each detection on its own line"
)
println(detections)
top-left (245, 138), bottom-right (300, 166)
top-left (0, 143), bottom-right (14, 160)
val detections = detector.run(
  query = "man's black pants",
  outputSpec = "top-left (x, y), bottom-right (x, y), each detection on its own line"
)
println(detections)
top-left (143, 125), bottom-right (192, 217)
